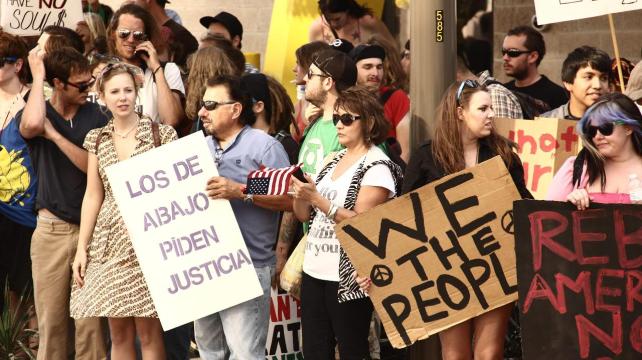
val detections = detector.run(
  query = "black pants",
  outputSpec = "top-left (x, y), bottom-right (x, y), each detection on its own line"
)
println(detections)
top-left (301, 272), bottom-right (373, 360)
top-left (0, 213), bottom-right (33, 311)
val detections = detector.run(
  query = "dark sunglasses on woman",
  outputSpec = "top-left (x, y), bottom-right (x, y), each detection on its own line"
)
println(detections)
top-left (0, 56), bottom-right (18, 67)
top-left (586, 121), bottom-right (623, 138)
top-left (117, 29), bottom-right (147, 42)
top-left (332, 113), bottom-right (361, 126)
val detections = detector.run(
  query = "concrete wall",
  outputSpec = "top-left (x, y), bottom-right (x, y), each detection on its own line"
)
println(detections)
top-left (102, 0), bottom-right (274, 56)
top-left (493, 0), bottom-right (642, 84)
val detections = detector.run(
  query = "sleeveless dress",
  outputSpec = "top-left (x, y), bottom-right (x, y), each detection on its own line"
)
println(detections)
top-left (70, 117), bottom-right (177, 318)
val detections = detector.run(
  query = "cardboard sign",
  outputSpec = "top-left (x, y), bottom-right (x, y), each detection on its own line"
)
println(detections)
top-left (336, 156), bottom-right (521, 348)
top-left (0, 0), bottom-right (83, 36)
top-left (105, 132), bottom-right (262, 330)
top-left (534, 0), bottom-right (642, 25)
top-left (494, 117), bottom-right (581, 200)
top-left (265, 288), bottom-right (303, 360)
top-left (514, 200), bottom-right (642, 359)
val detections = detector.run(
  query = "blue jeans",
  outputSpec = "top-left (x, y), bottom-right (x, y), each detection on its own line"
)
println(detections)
top-left (194, 265), bottom-right (273, 360)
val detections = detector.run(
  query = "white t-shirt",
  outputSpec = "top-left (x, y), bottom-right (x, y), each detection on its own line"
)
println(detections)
top-left (303, 147), bottom-right (396, 281)
top-left (136, 62), bottom-right (185, 122)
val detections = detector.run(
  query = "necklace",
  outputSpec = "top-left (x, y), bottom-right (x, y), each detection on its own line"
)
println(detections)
top-left (0, 86), bottom-right (24, 140)
top-left (113, 118), bottom-right (139, 139)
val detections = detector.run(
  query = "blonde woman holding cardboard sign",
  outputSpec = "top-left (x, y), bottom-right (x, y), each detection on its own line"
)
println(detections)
top-left (402, 80), bottom-right (532, 360)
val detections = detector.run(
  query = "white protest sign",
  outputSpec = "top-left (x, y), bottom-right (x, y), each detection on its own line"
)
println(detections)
top-left (1, 0), bottom-right (83, 36)
top-left (106, 132), bottom-right (263, 330)
top-left (534, 0), bottom-right (642, 25)
top-left (265, 288), bottom-right (303, 359)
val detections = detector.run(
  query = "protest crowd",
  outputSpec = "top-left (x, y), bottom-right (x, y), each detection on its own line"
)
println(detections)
top-left (1, 0), bottom-right (642, 360)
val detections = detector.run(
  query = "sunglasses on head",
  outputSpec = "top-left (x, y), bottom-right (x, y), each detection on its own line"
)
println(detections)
top-left (456, 79), bottom-right (480, 106)
top-left (586, 121), bottom-right (623, 138)
top-left (199, 100), bottom-right (237, 111)
top-left (332, 113), bottom-right (361, 126)
top-left (501, 48), bottom-right (532, 58)
top-left (0, 56), bottom-right (18, 67)
top-left (67, 77), bottom-right (96, 92)
top-left (117, 29), bottom-right (147, 42)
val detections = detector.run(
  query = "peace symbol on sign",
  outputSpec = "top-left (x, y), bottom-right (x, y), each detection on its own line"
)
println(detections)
top-left (501, 210), bottom-right (514, 234)
top-left (370, 264), bottom-right (393, 287)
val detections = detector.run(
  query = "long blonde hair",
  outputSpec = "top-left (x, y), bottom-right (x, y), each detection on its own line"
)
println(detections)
top-left (185, 47), bottom-right (238, 119)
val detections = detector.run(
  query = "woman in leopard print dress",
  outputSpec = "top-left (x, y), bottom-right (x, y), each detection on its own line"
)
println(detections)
top-left (70, 63), bottom-right (177, 358)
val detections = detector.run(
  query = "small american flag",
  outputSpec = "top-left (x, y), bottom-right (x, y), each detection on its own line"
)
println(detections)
top-left (245, 163), bottom-right (302, 195)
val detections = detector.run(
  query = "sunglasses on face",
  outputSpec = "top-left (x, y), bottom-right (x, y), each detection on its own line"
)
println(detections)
top-left (456, 79), bottom-right (480, 106)
top-left (501, 48), bottom-right (531, 58)
top-left (332, 113), bottom-right (361, 126)
top-left (0, 56), bottom-right (18, 67)
top-left (307, 68), bottom-right (330, 79)
top-left (67, 77), bottom-right (96, 92)
top-left (117, 29), bottom-right (147, 42)
top-left (199, 100), bottom-right (237, 111)
top-left (586, 121), bottom-right (623, 138)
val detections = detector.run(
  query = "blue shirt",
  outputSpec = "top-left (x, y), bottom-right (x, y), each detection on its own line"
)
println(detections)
top-left (0, 118), bottom-right (37, 228)
top-left (206, 126), bottom-right (290, 267)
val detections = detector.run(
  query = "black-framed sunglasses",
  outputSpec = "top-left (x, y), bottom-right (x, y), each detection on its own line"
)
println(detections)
top-left (117, 29), bottom-right (147, 42)
top-left (586, 121), bottom-right (623, 138)
top-left (66, 77), bottom-right (96, 92)
top-left (307, 68), bottom-right (330, 79)
top-left (501, 48), bottom-right (532, 58)
top-left (0, 56), bottom-right (18, 67)
top-left (199, 100), bottom-right (237, 111)
top-left (333, 113), bottom-right (361, 126)
top-left (456, 79), bottom-right (480, 106)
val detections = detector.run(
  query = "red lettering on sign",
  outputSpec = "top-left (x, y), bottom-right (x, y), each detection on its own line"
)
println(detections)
top-left (626, 271), bottom-right (642, 312)
top-left (595, 269), bottom-right (625, 313)
top-left (572, 209), bottom-right (609, 265)
top-left (555, 271), bottom-right (595, 314)
top-left (529, 211), bottom-right (575, 271)
top-left (540, 133), bottom-right (558, 152)
top-left (575, 312), bottom-right (623, 358)
top-left (523, 273), bottom-right (560, 313)
top-left (613, 209), bottom-right (642, 269)
top-left (560, 125), bottom-right (579, 152)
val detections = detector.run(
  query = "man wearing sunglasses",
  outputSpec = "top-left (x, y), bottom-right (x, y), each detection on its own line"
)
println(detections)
top-left (108, 4), bottom-right (186, 132)
top-left (502, 26), bottom-right (567, 110)
top-left (542, 46), bottom-right (611, 120)
top-left (17, 46), bottom-right (109, 359)
top-left (299, 49), bottom-right (357, 179)
top-left (132, 0), bottom-right (198, 69)
top-left (194, 74), bottom-right (291, 360)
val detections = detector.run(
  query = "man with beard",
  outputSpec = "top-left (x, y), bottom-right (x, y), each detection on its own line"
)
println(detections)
top-left (541, 46), bottom-right (611, 120)
top-left (502, 26), bottom-right (567, 109)
top-left (349, 44), bottom-right (410, 163)
top-left (298, 49), bottom-right (357, 178)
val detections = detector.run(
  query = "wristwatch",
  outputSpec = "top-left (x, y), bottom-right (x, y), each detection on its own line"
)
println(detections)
top-left (244, 193), bottom-right (254, 204)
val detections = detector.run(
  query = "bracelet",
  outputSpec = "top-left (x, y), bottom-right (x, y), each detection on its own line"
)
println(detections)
top-left (326, 203), bottom-right (339, 221)
top-left (152, 66), bottom-right (162, 78)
